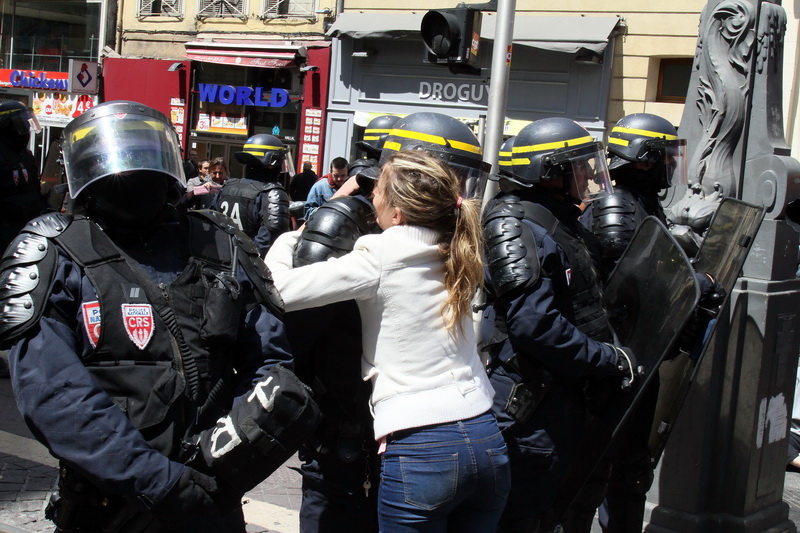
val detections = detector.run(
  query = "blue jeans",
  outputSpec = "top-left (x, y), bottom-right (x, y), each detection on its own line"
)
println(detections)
top-left (378, 411), bottom-right (511, 533)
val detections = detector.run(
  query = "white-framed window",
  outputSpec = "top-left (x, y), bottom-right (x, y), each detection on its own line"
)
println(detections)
top-left (263, 0), bottom-right (314, 19)
top-left (139, 0), bottom-right (183, 17)
top-left (198, 0), bottom-right (246, 18)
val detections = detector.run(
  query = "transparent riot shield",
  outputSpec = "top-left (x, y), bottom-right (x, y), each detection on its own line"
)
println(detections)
top-left (553, 217), bottom-right (699, 519)
top-left (647, 197), bottom-right (765, 461)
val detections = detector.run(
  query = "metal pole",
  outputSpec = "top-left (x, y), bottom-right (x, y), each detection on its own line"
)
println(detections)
top-left (480, 0), bottom-right (515, 211)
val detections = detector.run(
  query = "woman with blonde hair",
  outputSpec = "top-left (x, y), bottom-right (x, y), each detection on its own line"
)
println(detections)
top-left (265, 150), bottom-right (510, 532)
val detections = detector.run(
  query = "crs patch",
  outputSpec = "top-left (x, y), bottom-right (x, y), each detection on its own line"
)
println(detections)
top-left (121, 304), bottom-right (155, 350)
top-left (81, 301), bottom-right (102, 347)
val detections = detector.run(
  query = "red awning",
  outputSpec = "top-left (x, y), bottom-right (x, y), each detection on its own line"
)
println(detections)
top-left (184, 41), bottom-right (306, 69)
top-left (186, 48), bottom-right (297, 68)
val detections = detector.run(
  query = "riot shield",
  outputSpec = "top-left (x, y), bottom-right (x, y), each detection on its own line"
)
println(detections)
top-left (647, 197), bottom-right (765, 461)
top-left (552, 217), bottom-right (699, 519)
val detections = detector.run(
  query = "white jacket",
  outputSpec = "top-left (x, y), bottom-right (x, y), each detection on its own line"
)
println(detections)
top-left (265, 226), bottom-right (495, 440)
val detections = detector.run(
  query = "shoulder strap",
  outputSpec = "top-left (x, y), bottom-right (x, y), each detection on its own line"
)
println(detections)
top-left (518, 199), bottom-right (561, 236)
top-left (188, 209), bottom-right (284, 317)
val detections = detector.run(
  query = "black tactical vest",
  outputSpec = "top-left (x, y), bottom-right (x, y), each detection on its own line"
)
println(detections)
top-left (49, 211), bottom-right (281, 455)
top-left (215, 179), bottom-right (290, 238)
top-left (519, 199), bottom-right (612, 342)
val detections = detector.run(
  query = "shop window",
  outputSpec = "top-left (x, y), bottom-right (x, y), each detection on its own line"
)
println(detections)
top-left (198, 0), bottom-right (246, 18)
top-left (263, 0), bottom-right (314, 18)
top-left (139, 0), bottom-right (183, 17)
top-left (656, 58), bottom-right (693, 104)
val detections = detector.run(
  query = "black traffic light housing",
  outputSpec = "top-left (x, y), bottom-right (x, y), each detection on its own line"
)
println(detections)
top-left (421, 7), bottom-right (482, 68)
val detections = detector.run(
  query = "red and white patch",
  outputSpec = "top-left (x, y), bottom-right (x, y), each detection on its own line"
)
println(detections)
top-left (81, 301), bottom-right (102, 347)
top-left (121, 304), bottom-right (155, 350)
top-left (565, 268), bottom-right (572, 286)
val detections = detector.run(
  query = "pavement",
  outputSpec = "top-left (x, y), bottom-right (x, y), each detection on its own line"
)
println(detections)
top-left (0, 357), bottom-right (799, 533)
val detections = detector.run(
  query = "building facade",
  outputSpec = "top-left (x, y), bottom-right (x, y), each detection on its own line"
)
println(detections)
top-left (2, 1), bottom-right (798, 176)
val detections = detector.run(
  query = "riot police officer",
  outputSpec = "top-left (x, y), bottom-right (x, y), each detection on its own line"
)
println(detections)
top-left (584, 113), bottom-right (687, 267)
top-left (0, 101), bottom-right (295, 533)
top-left (285, 111), bottom-right (489, 532)
top-left (566, 114), bottom-right (689, 533)
top-left (0, 100), bottom-right (44, 254)
top-left (212, 133), bottom-right (291, 256)
top-left (482, 117), bottom-right (639, 532)
top-left (355, 114), bottom-right (400, 160)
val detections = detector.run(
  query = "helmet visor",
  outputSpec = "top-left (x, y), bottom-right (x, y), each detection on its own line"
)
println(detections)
top-left (63, 112), bottom-right (184, 199)
top-left (458, 163), bottom-right (490, 200)
top-left (547, 142), bottom-right (613, 203)
top-left (645, 138), bottom-right (687, 187)
top-left (5, 106), bottom-right (42, 137)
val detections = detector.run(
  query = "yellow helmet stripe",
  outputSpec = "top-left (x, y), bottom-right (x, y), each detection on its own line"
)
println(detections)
top-left (365, 128), bottom-right (393, 134)
top-left (608, 137), bottom-right (630, 147)
top-left (71, 126), bottom-right (94, 142)
top-left (513, 135), bottom-right (594, 154)
top-left (245, 143), bottom-right (283, 151)
top-left (362, 135), bottom-right (381, 141)
top-left (611, 126), bottom-right (677, 140)
top-left (388, 128), bottom-right (483, 155)
top-left (383, 141), bottom-right (402, 152)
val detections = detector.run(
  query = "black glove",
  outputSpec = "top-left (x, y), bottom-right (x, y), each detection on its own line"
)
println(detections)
top-left (677, 272), bottom-right (725, 353)
top-left (151, 467), bottom-right (241, 526)
top-left (695, 272), bottom-right (725, 310)
top-left (609, 344), bottom-right (643, 391)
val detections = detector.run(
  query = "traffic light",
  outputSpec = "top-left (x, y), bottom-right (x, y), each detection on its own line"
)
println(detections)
top-left (421, 7), bottom-right (482, 67)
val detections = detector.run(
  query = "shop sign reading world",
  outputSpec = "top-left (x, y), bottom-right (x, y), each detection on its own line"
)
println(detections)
top-left (198, 84), bottom-right (290, 107)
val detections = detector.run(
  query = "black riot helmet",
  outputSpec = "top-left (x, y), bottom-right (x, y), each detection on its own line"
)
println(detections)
top-left (378, 112), bottom-right (490, 198)
top-left (506, 117), bottom-right (612, 204)
top-left (607, 113), bottom-right (687, 189)
top-left (62, 100), bottom-right (184, 200)
top-left (356, 115), bottom-right (401, 159)
top-left (61, 101), bottom-right (185, 233)
top-left (496, 136), bottom-right (516, 178)
top-left (235, 133), bottom-right (288, 170)
top-left (0, 100), bottom-right (41, 148)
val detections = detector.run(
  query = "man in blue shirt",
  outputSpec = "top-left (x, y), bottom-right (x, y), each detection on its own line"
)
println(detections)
top-left (304, 157), bottom-right (348, 221)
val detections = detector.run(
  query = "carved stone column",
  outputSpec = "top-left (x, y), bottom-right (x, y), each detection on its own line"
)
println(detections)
top-left (649, 1), bottom-right (800, 532)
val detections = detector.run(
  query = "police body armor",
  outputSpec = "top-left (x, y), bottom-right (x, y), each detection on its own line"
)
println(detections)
top-left (0, 210), bottom-right (318, 530)
top-left (1, 210), bottom-right (282, 446)
top-left (485, 195), bottom-right (611, 343)
top-left (484, 195), bottom-right (612, 423)
top-left (292, 196), bottom-right (378, 266)
top-left (286, 194), bottom-right (379, 491)
top-left (215, 178), bottom-right (291, 238)
top-left (592, 188), bottom-right (666, 260)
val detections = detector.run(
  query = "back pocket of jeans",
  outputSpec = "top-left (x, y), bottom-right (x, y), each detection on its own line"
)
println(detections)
top-left (487, 445), bottom-right (511, 499)
top-left (400, 453), bottom-right (459, 511)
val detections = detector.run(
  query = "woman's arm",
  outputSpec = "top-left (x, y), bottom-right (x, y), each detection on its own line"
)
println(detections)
top-left (265, 234), bottom-right (381, 312)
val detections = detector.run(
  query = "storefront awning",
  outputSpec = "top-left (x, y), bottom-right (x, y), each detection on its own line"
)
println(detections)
top-left (327, 12), bottom-right (621, 55)
top-left (184, 41), bottom-right (308, 68)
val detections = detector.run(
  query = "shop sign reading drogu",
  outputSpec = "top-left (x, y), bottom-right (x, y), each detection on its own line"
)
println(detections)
top-left (418, 81), bottom-right (487, 103)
